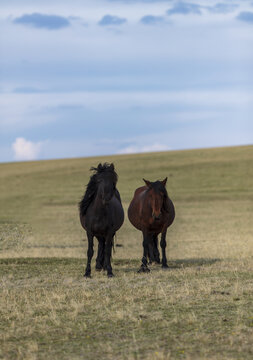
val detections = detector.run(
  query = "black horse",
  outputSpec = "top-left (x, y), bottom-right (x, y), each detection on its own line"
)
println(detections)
top-left (79, 163), bottom-right (124, 277)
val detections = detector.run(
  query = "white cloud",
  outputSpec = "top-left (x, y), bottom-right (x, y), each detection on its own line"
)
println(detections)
top-left (0, 0), bottom-right (252, 163)
top-left (12, 137), bottom-right (42, 161)
top-left (118, 142), bottom-right (170, 154)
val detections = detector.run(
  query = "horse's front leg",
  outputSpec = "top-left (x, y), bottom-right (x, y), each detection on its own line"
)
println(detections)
top-left (148, 240), bottom-right (155, 264)
top-left (96, 237), bottom-right (105, 271)
top-left (160, 229), bottom-right (168, 268)
top-left (84, 232), bottom-right (94, 278)
top-left (104, 233), bottom-right (114, 277)
top-left (138, 232), bottom-right (151, 273)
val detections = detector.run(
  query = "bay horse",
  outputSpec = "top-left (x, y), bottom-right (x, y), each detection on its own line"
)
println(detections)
top-left (128, 177), bottom-right (175, 272)
top-left (79, 163), bottom-right (124, 277)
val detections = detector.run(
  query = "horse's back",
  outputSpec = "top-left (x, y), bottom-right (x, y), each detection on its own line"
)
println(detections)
top-left (129, 186), bottom-right (147, 206)
top-left (133, 186), bottom-right (147, 197)
top-left (128, 186), bottom-right (148, 230)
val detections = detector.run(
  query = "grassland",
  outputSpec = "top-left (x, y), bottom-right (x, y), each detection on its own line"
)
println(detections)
top-left (0, 145), bottom-right (252, 359)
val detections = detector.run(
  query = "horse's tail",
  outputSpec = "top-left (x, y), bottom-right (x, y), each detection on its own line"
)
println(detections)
top-left (112, 233), bottom-right (117, 254)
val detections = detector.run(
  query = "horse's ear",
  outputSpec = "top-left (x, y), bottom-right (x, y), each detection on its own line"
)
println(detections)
top-left (143, 178), bottom-right (151, 188)
top-left (161, 177), bottom-right (167, 187)
top-left (109, 163), bottom-right (115, 171)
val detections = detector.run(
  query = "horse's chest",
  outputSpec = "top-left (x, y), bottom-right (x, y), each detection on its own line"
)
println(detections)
top-left (147, 220), bottom-right (163, 232)
top-left (87, 214), bottom-right (109, 234)
top-left (145, 212), bottom-right (169, 231)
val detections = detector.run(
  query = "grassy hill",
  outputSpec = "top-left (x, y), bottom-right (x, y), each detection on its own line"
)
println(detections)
top-left (0, 145), bottom-right (252, 359)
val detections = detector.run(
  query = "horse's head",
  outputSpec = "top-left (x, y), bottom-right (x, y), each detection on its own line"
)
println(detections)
top-left (95, 163), bottom-right (117, 205)
top-left (143, 177), bottom-right (168, 220)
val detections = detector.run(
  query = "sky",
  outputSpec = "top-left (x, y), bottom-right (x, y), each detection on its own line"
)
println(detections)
top-left (0, 0), bottom-right (253, 162)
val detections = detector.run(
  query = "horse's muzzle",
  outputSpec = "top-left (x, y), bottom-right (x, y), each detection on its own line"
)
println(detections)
top-left (152, 213), bottom-right (161, 221)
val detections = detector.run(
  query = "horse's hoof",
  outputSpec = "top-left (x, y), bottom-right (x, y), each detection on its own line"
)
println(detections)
top-left (107, 273), bottom-right (114, 278)
top-left (84, 273), bottom-right (91, 278)
top-left (137, 267), bottom-right (150, 273)
top-left (162, 264), bottom-right (169, 269)
top-left (95, 267), bottom-right (103, 272)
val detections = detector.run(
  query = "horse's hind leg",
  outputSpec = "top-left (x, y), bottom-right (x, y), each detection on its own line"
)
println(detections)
top-left (160, 230), bottom-right (168, 268)
top-left (153, 235), bottom-right (161, 264)
top-left (84, 232), bottom-right (94, 278)
top-left (96, 237), bottom-right (105, 271)
top-left (138, 232), bottom-right (150, 273)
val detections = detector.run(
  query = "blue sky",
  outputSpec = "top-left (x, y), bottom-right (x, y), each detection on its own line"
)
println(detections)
top-left (0, 0), bottom-right (252, 162)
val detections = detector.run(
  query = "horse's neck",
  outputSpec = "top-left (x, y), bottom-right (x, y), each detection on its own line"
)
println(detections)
top-left (93, 194), bottom-right (103, 211)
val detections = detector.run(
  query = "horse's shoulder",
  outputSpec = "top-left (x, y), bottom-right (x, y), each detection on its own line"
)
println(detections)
top-left (166, 195), bottom-right (174, 208)
top-left (114, 188), bottom-right (122, 204)
top-left (163, 195), bottom-right (175, 219)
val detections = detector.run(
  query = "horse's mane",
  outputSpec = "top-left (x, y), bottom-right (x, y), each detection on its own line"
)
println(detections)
top-left (79, 163), bottom-right (119, 216)
top-left (152, 181), bottom-right (168, 197)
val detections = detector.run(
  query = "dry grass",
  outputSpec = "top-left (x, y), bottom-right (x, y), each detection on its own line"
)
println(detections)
top-left (0, 145), bottom-right (253, 359)
top-left (0, 258), bottom-right (252, 359)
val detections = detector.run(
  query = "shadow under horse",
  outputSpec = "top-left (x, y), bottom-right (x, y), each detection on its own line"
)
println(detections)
top-left (79, 163), bottom-right (124, 277)
top-left (128, 177), bottom-right (175, 272)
